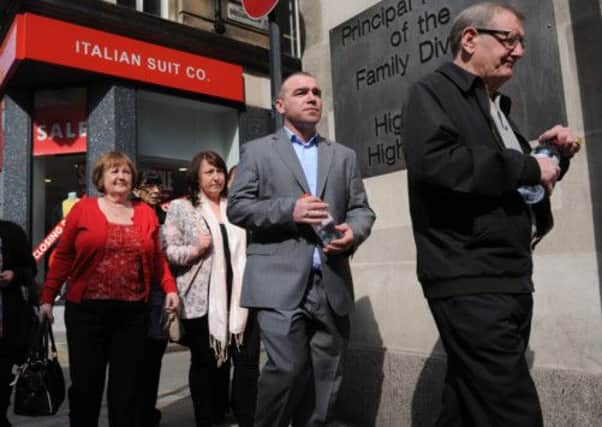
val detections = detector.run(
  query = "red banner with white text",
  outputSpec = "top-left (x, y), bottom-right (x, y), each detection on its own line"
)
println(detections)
top-left (0, 13), bottom-right (244, 102)
top-left (33, 88), bottom-right (87, 156)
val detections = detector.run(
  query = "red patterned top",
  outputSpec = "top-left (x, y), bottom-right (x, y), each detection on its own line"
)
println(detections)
top-left (83, 223), bottom-right (145, 301)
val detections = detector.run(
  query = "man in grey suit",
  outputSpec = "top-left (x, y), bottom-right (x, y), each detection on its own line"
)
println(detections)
top-left (228, 72), bottom-right (375, 426)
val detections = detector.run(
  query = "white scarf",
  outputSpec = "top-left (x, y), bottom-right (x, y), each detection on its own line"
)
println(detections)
top-left (199, 192), bottom-right (248, 366)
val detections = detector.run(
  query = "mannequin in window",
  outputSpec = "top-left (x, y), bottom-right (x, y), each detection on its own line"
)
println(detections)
top-left (48, 192), bottom-right (81, 269)
top-left (62, 192), bottom-right (80, 217)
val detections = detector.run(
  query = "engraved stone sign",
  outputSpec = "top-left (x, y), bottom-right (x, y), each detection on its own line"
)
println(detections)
top-left (330, 0), bottom-right (566, 177)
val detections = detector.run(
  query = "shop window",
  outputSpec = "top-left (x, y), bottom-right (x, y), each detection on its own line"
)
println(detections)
top-left (32, 155), bottom-right (86, 280)
top-left (137, 89), bottom-right (240, 201)
top-left (31, 88), bottom-right (88, 280)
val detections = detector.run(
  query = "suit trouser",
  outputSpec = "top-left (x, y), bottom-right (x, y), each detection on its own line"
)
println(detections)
top-left (428, 293), bottom-right (543, 427)
top-left (255, 272), bottom-right (350, 427)
top-left (65, 300), bottom-right (147, 427)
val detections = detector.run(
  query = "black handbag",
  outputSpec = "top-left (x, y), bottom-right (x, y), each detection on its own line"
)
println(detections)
top-left (12, 320), bottom-right (66, 416)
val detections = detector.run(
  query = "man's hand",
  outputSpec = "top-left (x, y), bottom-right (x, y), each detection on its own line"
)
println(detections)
top-left (536, 156), bottom-right (561, 194)
top-left (323, 223), bottom-right (354, 255)
top-left (293, 195), bottom-right (328, 225)
top-left (164, 292), bottom-right (180, 313)
top-left (538, 125), bottom-right (582, 158)
top-left (39, 303), bottom-right (54, 323)
top-left (0, 270), bottom-right (15, 288)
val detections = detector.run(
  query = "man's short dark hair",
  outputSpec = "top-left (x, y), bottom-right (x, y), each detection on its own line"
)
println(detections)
top-left (277, 71), bottom-right (317, 99)
top-left (449, 2), bottom-right (525, 57)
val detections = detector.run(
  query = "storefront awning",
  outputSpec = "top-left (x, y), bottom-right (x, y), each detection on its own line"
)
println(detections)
top-left (0, 13), bottom-right (245, 103)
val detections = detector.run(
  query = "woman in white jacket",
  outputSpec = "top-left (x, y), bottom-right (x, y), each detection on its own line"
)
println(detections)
top-left (162, 151), bottom-right (259, 427)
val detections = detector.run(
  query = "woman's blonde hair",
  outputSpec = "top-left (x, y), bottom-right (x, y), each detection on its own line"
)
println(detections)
top-left (91, 151), bottom-right (137, 193)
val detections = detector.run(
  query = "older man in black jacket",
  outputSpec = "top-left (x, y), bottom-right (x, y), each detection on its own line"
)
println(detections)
top-left (403, 3), bottom-right (581, 426)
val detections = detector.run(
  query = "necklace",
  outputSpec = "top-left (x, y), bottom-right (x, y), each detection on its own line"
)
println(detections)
top-left (100, 197), bottom-right (133, 224)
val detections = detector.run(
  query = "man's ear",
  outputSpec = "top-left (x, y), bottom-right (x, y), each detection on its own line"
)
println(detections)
top-left (275, 97), bottom-right (285, 115)
top-left (461, 27), bottom-right (479, 55)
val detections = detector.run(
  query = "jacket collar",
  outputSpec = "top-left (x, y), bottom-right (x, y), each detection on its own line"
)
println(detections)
top-left (437, 62), bottom-right (513, 115)
top-left (437, 61), bottom-right (482, 93)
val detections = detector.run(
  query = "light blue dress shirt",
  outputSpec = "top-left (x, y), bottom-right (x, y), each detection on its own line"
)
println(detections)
top-left (284, 127), bottom-right (321, 271)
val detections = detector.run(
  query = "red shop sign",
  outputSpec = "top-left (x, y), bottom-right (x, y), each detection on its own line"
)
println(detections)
top-left (242, 0), bottom-right (279, 19)
top-left (33, 88), bottom-right (87, 156)
top-left (1, 14), bottom-right (244, 102)
top-left (0, 19), bottom-right (19, 92)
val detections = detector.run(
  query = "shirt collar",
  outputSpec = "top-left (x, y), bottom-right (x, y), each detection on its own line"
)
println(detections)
top-left (284, 126), bottom-right (319, 147)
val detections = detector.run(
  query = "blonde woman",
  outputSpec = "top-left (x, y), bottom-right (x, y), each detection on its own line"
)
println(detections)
top-left (39, 152), bottom-right (178, 427)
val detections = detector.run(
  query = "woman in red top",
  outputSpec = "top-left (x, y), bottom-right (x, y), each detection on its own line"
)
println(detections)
top-left (39, 152), bottom-right (179, 427)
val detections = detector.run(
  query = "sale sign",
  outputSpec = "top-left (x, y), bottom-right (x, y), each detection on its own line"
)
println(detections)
top-left (242, 0), bottom-right (279, 19)
top-left (33, 88), bottom-right (87, 156)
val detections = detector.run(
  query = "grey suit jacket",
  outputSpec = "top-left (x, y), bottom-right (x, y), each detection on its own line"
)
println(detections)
top-left (227, 128), bottom-right (375, 316)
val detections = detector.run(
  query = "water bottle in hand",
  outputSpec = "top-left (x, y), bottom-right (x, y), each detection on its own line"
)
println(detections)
top-left (303, 194), bottom-right (343, 245)
top-left (518, 141), bottom-right (560, 204)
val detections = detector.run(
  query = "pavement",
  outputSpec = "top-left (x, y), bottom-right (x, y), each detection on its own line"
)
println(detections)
top-left (7, 306), bottom-right (239, 427)
top-left (6, 314), bottom-right (351, 427)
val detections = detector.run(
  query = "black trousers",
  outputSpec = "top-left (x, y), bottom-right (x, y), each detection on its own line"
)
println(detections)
top-left (65, 300), bottom-right (147, 427)
top-left (182, 314), bottom-right (260, 427)
top-left (0, 343), bottom-right (14, 426)
top-left (228, 311), bottom-right (260, 427)
top-left (429, 293), bottom-right (543, 427)
top-left (137, 337), bottom-right (167, 426)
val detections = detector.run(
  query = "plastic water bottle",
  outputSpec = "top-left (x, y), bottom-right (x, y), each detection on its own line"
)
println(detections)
top-left (303, 193), bottom-right (343, 245)
top-left (517, 141), bottom-right (560, 204)
top-left (314, 212), bottom-right (343, 245)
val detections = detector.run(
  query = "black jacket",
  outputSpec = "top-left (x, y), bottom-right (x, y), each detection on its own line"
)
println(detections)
top-left (0, 220), bottom-right (37, 362)
top-left (402, 62), bottom-right (569, 299)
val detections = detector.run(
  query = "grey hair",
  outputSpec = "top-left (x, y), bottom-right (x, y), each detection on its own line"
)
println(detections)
top-left (449, 2), bottom-right (524, 57)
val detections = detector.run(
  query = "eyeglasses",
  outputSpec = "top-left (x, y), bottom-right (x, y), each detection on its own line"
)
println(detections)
top-left (475, 28), bottom-right (525, 50)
